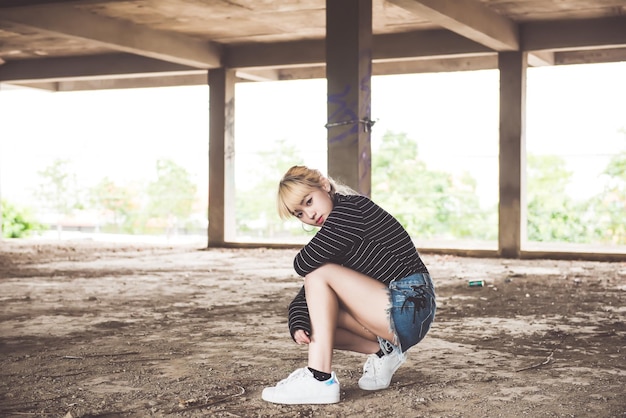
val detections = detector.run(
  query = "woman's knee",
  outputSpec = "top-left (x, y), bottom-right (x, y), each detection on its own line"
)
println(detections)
top-left (303, 263), bottom-right (339, 284)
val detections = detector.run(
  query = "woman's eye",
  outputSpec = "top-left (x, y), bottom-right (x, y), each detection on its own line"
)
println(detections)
top-left (306, 198), bottom-right (312, 206)
top-left (294, 212), bottom-right (303, 218)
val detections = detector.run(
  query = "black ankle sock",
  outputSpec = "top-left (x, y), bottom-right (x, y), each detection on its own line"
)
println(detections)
top-left (308, 367), bottom-right (332, 381)
top-left (375, 348), bottom-right (385, 358)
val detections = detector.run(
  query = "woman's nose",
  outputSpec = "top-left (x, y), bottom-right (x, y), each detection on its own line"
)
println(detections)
top-left (304, 208), bottom-right (316, 219)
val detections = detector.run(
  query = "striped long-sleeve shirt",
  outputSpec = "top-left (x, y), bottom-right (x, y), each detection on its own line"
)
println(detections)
top-left (287, 193), bottom-right (429, 339)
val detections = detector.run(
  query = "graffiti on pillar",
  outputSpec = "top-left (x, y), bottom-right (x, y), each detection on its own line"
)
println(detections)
top-left (359, 50), bottom-right (373, 130)
top-left (327, 49), bottom-right (374, 144)
top-left (327, 84), bottom-right (359, 144)
top-left (326, 47), bottom-right (373, 196)
top-left (359, 50), bottom-right (373, 197)
top-left (225, 97), bottom-right (235, 161)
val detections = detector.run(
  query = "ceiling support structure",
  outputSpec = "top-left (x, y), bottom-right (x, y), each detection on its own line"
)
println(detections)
top-left (325, 0), bottom-right (373, 197)
top-left (0, 1), bottom-right (623, 260)
top-left (208, 68), bottom-right (237, 246)
top-left (1, 4), bottom-right (221, 68)
top-left (498, 51), bottom-right (527, 258)
top-left (388, 0), bottom-right (519, 51)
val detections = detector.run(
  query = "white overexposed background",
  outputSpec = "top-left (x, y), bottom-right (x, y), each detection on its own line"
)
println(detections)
top-left (0, 61), bottom-right (624, 243)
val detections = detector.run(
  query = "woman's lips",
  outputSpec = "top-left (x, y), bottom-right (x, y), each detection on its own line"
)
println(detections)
top-left (317, 216), bottom-right (324, 225)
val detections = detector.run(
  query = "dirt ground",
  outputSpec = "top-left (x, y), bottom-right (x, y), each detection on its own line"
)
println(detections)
top-left (0, 241), bottom-right (624, 418)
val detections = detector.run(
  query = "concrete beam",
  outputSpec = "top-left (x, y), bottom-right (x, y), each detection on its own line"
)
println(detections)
top-left (388, 0), bottom-right (519, 50)
top-left (0, 54), bottom-right (201, 83)
top-left (1, 4), bottom-right (222, 68)
top-left (278, 55), bottom-right (497, 80)
top-left (555, 47), bottom-right (626, 65)
top-left (522, 17), bottom-right (626, 51)
top-left (26, 74), bottom-right (207, 91)
top-left (527, 51), bottom-right (555, 67)
top-left (235, 69), bottom-right (280, 82)
top-left (3, 55), bottom-right (500, 89)
top-left (373, 30), bottom-right (492, 61)
top-left (227, 29), bottom-right (491, 69)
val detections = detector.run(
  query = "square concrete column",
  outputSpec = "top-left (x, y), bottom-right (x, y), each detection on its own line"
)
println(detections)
top-left (208, 68), bottom-right (236, 246)
top-left (498, 52), bottom-right (527, 257)
top-left (326, 0), bottom-right (373, 196)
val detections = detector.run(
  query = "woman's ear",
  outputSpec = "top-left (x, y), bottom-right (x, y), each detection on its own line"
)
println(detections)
top-left (322, 177), bottom-right (331, 192)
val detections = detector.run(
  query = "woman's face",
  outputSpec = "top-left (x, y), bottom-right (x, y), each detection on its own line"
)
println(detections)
top-left (291, 183), bottom-right (333, 227)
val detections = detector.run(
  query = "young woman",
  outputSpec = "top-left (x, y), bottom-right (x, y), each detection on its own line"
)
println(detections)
top-left (261, 165), bottom-right (436, 405)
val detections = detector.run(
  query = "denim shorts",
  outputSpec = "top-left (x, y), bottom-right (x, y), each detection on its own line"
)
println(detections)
top-left (386, 273), bottom-right (436, 353)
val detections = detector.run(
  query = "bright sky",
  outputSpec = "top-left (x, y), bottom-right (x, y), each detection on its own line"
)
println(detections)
top-left (0, 61), bottom-right (624, 209)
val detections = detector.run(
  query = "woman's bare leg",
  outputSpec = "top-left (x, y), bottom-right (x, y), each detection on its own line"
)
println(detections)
top-left (304, 263), bottom-right (395, 373)
top-left (304, 270), bottom-right (338, 373)
top-left (334, 310), bottom-right (380, 354)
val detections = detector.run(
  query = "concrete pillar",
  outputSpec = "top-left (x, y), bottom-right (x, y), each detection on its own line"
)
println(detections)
top-left (326, 0), bottom-right (373, 196)
top-left (498, 52), bottom-right (527, 257)
top-left (208, 68), bottom-right (236, 246)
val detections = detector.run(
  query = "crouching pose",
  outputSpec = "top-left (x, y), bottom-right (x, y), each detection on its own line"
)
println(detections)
top-left (261, 165), bottom-right (436, 405)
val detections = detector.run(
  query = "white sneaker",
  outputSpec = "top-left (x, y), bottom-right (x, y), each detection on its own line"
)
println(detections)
top-left (358, 349), bottom-right (407, 391)
top-left (262, 367), bottom-right (340, 404)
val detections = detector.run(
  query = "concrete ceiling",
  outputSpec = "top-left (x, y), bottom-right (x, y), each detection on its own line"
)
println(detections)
top-left (0, 0), bottom-right (625, 90)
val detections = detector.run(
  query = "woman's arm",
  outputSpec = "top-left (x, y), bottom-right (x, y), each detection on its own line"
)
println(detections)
top-left (293, 200), bottom-right (363, 276)
top-left (287, 286), bottom-right (311, 341)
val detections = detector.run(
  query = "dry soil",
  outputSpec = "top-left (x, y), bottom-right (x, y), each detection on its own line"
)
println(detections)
top-left (0, 241), bottom-right (624, 417)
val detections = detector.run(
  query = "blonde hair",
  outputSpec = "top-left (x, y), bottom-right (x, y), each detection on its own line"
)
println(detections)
top-left (277, 165), bottom-right (356, 220)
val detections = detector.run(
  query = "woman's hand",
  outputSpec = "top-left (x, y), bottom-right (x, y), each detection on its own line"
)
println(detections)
top-left (293, 329), bottom-right (311, 345)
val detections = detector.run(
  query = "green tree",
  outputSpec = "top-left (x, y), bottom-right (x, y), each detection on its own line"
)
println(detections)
top-left (235, 138), bottom-right (305, 239)
top-left (526, 154), bottom-right (593, 243)
top-left (1, 199), bottom-right (44, 238)
top-left (89, 177), bottom-right (141, 234)
top-left (35, 158), bottom-right (83, 237)
top-left (372, 131), bottom-right (494, 240)
top-left (145, 159), bottom-right (197, 237)
top-left (587, 128), bottom-right (626, 244)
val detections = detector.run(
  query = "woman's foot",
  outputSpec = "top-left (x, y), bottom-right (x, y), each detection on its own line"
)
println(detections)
top-left (358, 348), bottom-right (406, 390)
top-left (262, 367), bottom-right (340, 404)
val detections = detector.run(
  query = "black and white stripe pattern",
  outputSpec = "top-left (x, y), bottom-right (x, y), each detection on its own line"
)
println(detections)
top-left (287, 194), bottom-right (429, 339)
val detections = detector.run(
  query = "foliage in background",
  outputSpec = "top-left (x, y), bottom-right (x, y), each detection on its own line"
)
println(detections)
top-left (90, 177), bottom-right (142, 234)
top-left (17, 129), bottom-right (626, 246)
top-left (235, 138), bottom-right (306, 239)
top-left (526, 128), bottom-right (626, 245)
top-left (526, 154), bottom-right (592, 243)
top-left (35, 158), bottom-right (83, 237)
top-left (585, 128), bottom-right (626, 244)
top-left (145, 159), bottom-right (199, 236)
top-left (1, 199), bottom-right (44, 238)
top-left (32, 158), bottom-right (201, 238)
top-left (372, 131), bottom-right (497, 241)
